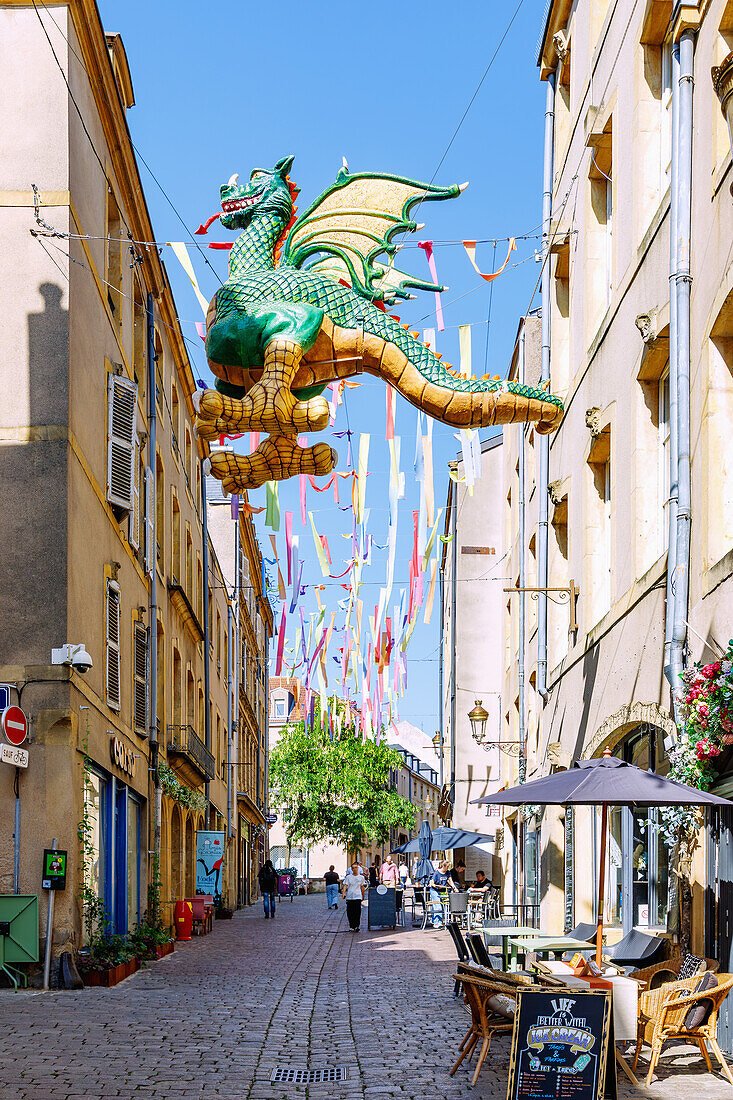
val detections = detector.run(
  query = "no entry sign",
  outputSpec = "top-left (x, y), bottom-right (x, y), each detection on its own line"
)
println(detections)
top-left (2, 706), bottom-right (28, 746)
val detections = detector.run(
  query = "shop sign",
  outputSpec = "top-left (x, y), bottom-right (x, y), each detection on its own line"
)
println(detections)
top-left (507, 989), bottom-right (615, 1100)
top-left (265, 812), bottom-right (278, 825)
top-left (195, 831), bottom-right (225, 897)
top-left (110, 736), bottom-right (136, 778)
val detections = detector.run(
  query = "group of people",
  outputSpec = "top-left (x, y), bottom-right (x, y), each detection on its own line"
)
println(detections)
top-left (320, 856), bottom-right (494, 932)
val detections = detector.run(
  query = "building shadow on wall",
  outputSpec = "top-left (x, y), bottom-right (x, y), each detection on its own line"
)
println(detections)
top-left (29, 282), bottom-right (69, 425)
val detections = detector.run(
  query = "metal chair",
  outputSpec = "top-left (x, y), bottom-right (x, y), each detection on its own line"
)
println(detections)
top-left (468, 933), bottom-right (500, 970)
top-left (448, 921), bottom-right (470, 997)
top-left (449, 890), bottom-right (468, 928)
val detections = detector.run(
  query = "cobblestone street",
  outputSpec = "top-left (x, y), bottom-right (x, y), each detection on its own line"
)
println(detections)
top-left (0, 897), bottom-right (731, 1100)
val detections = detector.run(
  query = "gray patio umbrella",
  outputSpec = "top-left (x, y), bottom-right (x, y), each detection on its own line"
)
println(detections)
top-left (391, 826), bottom-right (496, 854)
top-left (471, 750), bottom-right (732, 963)
top-left (415, 819), bottom-right (434, 885)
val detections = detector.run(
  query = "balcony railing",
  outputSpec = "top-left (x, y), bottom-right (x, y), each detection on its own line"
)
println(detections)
top-left (167, 724), bottom-right (215, 781)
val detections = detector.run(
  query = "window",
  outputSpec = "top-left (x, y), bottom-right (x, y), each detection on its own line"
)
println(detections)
top-left (171, 491), bottom-right (181, 583)
top-left (83, 771), bottom-right (107, 906)
top-left (197, 557), bottom-right (203, 625)
top-left (154, 329), bottom-right (164, 409)
top-left (106, 187), bottom-right (123, 325)
top-left (155, 455), bottom-right (164, 571)
top-left (106, 374), bottom-right (137, 511)
top-left (173, 648), bottom-right (182, 727)
top-left (588, 118), bottom-right (613, 329)
top-left (156, 621), bottom-right (164, 735)
top-left (185, 526), bottom-right (193, 598)
top-left (706, 299), bottom-right (733, 566)
top-left (132, 621), bottom-right (148, 735)
top-left (660, 40), bottom-right (672, 187)
top-left (606, 725), bottom-right (670, 930)
top-left (128, 434), bottom-right (141, 551)
top-left (127, 796), bottom-right (141, 930)
top-left (636, 341), bottom-right (670, 570)
top-left (185, 429), bottom-right (192, 493)
top-left (549, 491), bottom-right (571, 659)
top-left (587, 426), bottom-right (612, 621)
top-left (274, 698), bottom-right (287, 719)
top-left (144, 465), bottom-right (155, 578)
top-left (132, 280), bottom-right (146, 405)
top-left (171, 384), bottom-right (180, 457)
top-left (187, 669), bottom-right (195, 729)
top-left (105, 579), bottom-right (121, 710)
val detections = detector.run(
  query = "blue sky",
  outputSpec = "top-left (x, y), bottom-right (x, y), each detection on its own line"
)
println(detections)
top-left (100, 0), bottom-right (548, 734)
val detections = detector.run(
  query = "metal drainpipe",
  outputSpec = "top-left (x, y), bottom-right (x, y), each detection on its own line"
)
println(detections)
top-left (450, 486), bottom-right (458, 813)
top-left (201, 469), bottom-right (211, 826)
top-left (664, 43), bottom-right (681, 696)
top-left (668, 30), bottom-right (695, 722)
top-left (518, 324), bottom-right (527, 782)
top-left (537, 72), bottom-right (556, 702)
top-left (146, 293), bottom-right (161, 864)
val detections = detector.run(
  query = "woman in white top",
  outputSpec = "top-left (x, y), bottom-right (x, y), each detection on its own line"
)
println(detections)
top-left (341, 861), bottom-right (366, 931)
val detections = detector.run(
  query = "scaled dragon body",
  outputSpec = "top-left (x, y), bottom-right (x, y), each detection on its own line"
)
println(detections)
top-left (196, 156), bottom-right (563, 492)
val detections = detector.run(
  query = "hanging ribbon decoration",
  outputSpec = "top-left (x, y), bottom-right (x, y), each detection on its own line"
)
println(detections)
top-left (167, 242), bottom-right (210, 315)
top-left (417, 241), bottom-right (444, 331)
top-left (265, 481), bottom-right (280, 530)
top-left (459, 324), bottom-right (472, 378)
top-left (463, 237), bottom-right (517, 282)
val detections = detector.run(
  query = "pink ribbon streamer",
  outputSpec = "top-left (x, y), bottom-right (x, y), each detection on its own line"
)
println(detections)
top-left (417, 241), bottom-right (445, 332)
top-left (275, 605), bottom-right (287, 675)
top-left (386, 386), bottom-right (395, 440)
top-left (195, 322), bottom-right (206, 340)
top-left (249, 432), bottom-right (261, 452)
top-left (285, 512), bottom-right (293, 584)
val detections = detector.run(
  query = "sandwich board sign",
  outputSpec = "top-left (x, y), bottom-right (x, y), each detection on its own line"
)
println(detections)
top-left (506, 989), bottom-right (616, 1100)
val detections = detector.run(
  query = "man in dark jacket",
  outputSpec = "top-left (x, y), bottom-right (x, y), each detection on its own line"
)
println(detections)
top-left (324, 866), bottom-right (340, 910)
top-left (258, 860), bottom-right (279, 919)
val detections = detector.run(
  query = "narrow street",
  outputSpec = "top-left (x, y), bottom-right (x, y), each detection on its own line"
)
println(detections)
top-left (0, 898), bottom-right (729, 1100)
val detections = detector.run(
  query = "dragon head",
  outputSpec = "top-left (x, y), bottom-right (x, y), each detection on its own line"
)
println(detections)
top-left (219, 154), bottom-right (297, 232)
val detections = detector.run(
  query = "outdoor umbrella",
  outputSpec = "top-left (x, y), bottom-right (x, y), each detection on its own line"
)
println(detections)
top-left (471, 750), bottom-right (732, 963)
top-left (391, 826), bottom-right (496, 854)
top-left (415, 819), bottom-right (434, 885)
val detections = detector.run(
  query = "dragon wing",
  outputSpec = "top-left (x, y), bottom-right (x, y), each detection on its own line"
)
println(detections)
top-left (282, 167), bottom-right (464, 305)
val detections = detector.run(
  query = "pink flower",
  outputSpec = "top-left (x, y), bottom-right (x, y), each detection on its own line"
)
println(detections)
top-left (698, 704), bottom-right (710, 718)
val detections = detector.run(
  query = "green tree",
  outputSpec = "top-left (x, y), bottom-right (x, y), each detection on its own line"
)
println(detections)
top-left (269, 702), bottom-right (415, 854)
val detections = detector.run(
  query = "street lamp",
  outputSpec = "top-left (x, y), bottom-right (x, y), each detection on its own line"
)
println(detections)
top-left (713, 54), bottom-right (733, 170)
top-left (468, 700), bottom-right (489, 744)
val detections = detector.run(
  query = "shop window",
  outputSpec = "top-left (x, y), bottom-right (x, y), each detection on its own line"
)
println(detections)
top-left (605, 724), bottom-right (670, 931)
top-left (185, 816), bottom-right (194, 896)
top-left (105, 579), bottom-right (121, 711)
top-left (127, 796), bottom-right (141, 929)
top-left (586, 426), bottom-right (612, 622)
top-left (132, 621), bottom-right (148, 735)
top-left (83, 771), bottom-right (108, 906)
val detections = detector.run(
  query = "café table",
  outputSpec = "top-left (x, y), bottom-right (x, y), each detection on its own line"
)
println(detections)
top-left (508, 934), bottom-right (596, 967)
top-left (479, 925), bottom-right (544, 971)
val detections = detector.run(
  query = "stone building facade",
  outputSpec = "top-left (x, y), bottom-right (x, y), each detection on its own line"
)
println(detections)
top-left (0, 0), bottom-right (269, 966)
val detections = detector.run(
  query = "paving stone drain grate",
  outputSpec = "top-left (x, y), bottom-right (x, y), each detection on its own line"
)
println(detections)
top-left (270, 1067), bottom-right (348, 1084)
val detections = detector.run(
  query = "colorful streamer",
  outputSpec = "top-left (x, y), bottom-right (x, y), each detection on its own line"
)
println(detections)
top-left (417, 241), bottom-right (444, 331)
top-left (463, 237), bottom-right (517, 282)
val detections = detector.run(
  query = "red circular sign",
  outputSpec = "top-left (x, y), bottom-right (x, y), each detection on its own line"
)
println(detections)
top-left (2, 706), bottom-right (28, 746)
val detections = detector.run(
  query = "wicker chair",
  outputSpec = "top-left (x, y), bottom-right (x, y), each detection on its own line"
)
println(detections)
top-left (631, 956), bottom-right (719, 1018)
top-left (633, 971), bottom-right (733, 1085)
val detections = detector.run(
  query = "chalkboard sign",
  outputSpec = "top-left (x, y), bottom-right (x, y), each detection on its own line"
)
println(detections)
top-left (506, 989), bottom-right (616, 1100)
top-left (367, 886), bottom-right (396, 929)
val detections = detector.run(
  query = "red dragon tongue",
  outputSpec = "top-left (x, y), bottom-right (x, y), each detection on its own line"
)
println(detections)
top-left (195, 212), bottom-right (221, 235)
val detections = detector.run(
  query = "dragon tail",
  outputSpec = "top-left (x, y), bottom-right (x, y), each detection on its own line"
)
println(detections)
top-left (295, 315), bottom-right (563, 434)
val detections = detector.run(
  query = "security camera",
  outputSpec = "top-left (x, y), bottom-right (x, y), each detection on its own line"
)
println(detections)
top-left (51, 644), bottom-right (94, 674)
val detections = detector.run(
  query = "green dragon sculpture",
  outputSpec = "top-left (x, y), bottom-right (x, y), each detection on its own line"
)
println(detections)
top-left (195, 155), bottom-right (563, 492)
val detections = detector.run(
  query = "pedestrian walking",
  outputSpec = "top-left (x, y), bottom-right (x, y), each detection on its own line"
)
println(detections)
top-left (380, 854), bottom-right (399, 886)
top-left (368, 860), bottom-right (379, 889)
top-left (398, 859), bottom-right (410, 885)
top-left (324, 865), bottom-right (340, 910)
top-left (342, 861), bottom-right (366, 931)
top-left (258, 859), bottom-right (279, 919)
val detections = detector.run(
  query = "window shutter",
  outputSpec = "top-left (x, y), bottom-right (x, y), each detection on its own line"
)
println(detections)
top-left (106, 580), bottom-right (121, 711)
top-left (133, 622), bottom-right (148, 735)
top-left (144, 466), bottom-right (154, 577)
top-left (128, 441), bottom-right (140, 550)
top-left (107, 375), bottom-right (137, 509)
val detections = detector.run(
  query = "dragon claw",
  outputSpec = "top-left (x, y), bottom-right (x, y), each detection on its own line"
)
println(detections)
top-left (208, 438), bottom-right (337, 493)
